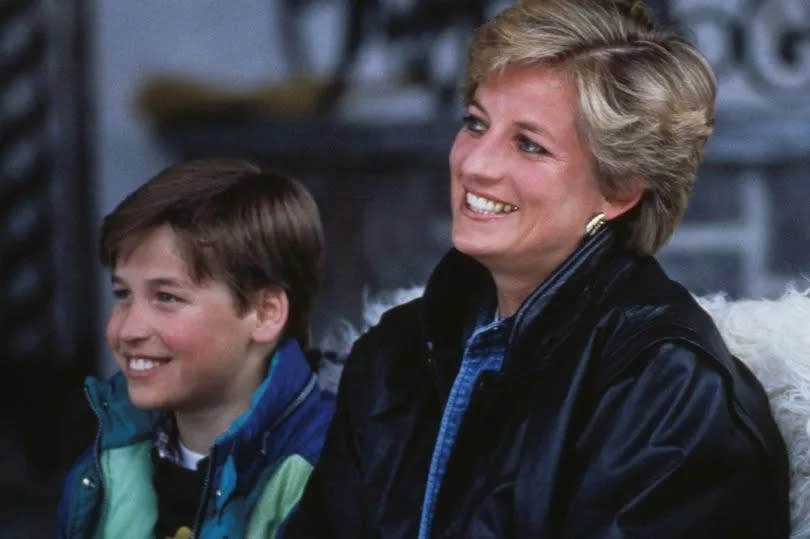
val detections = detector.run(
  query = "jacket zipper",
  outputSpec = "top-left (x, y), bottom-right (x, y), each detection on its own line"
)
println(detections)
top-left (269, 373), bottom-right (317, 431)
top-left (82, 387), bottom-right (106, 536)
top-left (188, 373), bottom-right (317, 537)
top-left (190, 445), bottom-right (216, 538)
top-left (424, 340), bottom-right (445, 406)
top-left (504, 228), bottom-right (608, 369)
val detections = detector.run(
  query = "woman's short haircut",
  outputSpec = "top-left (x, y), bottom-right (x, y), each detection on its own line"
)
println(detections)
top-left (463, 0), bottom-right (717, 254)
top-left (100, 158), bottom-right (324, 349)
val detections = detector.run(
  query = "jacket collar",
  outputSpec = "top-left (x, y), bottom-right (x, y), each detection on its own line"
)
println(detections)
top-left (85, 338), bottom-right (315, 463)
top-left (422, 227), bottom-right (623, 383)
top-left (212, 338), bottom-right (316, 462)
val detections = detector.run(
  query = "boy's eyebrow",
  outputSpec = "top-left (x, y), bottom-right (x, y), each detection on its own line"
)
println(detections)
top-left (148, 277), bottom-right (189, 287)
top-left (109, 274), bottom-right (192, 288)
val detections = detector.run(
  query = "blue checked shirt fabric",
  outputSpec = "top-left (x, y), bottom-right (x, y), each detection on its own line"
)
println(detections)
top-left (418, 310), bottom-right (513, 539)
top-left (152, 413), bottom-right (184, 466)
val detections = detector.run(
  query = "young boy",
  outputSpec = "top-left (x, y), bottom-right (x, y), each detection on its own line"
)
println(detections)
top-left (57, 159), bottom-right (335, 538)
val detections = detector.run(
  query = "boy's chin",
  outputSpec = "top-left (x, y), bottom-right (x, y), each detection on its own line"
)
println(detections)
top-left (125, 386), bottom-right (175, 411)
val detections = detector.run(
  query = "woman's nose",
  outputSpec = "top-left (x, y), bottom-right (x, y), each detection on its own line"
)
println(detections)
top-left (455, 134), bottom-right (507, 184)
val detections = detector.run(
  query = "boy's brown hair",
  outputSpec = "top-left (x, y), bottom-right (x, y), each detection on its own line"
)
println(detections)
top-left (100, 158), bottom-right (324, 349)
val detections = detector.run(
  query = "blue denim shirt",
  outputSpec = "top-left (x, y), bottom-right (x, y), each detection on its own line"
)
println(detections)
top-left (418, 310), bottom-right (513, 539)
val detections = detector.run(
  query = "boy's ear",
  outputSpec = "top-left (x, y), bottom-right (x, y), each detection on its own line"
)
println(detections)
top-left (250, 287), bottom-right (289, 345)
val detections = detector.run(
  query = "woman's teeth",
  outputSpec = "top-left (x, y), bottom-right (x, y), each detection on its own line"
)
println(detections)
top-left (466, 192), bottom-right (518, 215)
top-left (129, 358), bottom-right (160, 371)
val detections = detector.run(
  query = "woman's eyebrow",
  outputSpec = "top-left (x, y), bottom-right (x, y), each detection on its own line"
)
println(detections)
top-left (469, 97), bottom-right (554, 139)
top-left (514, 119), bottom-right (553, 139)
top-left (468, 98), bottom-right (487, 114)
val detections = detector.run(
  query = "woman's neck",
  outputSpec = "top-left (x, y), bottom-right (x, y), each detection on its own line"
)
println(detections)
top-left (492, 271), bottom-right (546, 318)
top-left (484, 246), bottom-right (574, 317)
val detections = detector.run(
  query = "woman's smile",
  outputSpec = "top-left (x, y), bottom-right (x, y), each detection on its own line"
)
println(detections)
top-left (464, 190), bottom-right (519, 216)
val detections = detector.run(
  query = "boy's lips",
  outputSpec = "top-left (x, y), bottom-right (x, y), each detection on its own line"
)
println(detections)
top-left (122, 354), bottom-right (172, 375)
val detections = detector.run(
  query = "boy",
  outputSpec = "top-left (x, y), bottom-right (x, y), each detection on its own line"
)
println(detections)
top-left (57, 158), bottom-right (335, 538)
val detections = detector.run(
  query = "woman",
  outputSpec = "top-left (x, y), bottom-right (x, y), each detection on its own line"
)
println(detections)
top-left (286, 1), bottom-right (790, 537)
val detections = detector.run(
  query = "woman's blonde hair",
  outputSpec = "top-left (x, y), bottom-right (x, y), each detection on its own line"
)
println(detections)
top-left (463, 0), bottom-right (716, 254)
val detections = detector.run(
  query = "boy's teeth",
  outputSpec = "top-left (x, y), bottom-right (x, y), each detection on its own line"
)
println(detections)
top-left (466, 192), bottom-right (518, 215)
top-left (129, 358), bottom-right (159, 371)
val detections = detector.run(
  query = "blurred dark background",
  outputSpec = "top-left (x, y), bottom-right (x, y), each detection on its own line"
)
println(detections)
top-left (1, 0), bottom-right (808, 534)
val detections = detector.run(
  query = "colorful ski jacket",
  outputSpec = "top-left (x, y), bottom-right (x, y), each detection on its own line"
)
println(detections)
top-left (58, 338), bottom-right (335, 539)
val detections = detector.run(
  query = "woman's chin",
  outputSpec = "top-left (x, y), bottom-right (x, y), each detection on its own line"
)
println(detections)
top-left (452, 234), bottom-right (500, 264)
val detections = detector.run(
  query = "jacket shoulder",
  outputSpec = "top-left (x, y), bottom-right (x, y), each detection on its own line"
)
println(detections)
top-left (348, 297), bottom-right (425, 369)
top-left (593, 258), bottom-right (787, 469)
top-left (599, 257), bottom-right (729, 363)
top-left (338, 297), bottom-right (427, 416)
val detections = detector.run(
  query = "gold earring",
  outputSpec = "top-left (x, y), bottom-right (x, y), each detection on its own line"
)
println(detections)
top-left (585, 212), bottom-right (607, 236)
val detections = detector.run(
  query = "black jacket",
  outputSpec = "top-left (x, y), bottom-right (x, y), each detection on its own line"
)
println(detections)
top-left (286, 229), bottom-right (790, 538)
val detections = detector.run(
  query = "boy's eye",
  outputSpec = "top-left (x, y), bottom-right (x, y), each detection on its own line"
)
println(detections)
top-left (461, 113), bottom-right (486, 134)
top-left (112, 288), bottom-right (130, 300)
top-left (156, 292), bottom-right (180, 303)
top-left (516, 134), bottom-right (547, 156)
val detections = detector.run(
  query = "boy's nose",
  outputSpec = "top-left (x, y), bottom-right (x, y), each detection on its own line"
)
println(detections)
top-left (112, 303), bottom-right (151, 342)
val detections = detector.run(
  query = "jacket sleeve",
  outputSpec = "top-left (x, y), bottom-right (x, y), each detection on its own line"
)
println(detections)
top-left (282, 334), bottom-right (372, 538)
top-left (561, 341), bottom-right (789, 539)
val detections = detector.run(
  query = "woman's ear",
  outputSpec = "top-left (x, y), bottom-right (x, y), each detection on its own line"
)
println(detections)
top-left (604, 181), bottom-right (644, 220)
top-left (250, 287), bottom-right (289, 345)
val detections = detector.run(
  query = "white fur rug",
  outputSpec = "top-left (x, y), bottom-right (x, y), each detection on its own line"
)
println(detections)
top-left (698, 289), bottom-right (810, 537)
top-left (319, 286), bottom-right (810, 536)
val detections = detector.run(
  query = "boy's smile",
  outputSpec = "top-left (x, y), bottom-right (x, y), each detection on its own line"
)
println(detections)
top-left (106, 225), bottom-right (268, 418)
top-left (127, 357), bottom-right (164, 372)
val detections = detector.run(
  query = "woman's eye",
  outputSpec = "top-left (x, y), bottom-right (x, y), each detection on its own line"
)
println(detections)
top-left (461, 114), bottom-right (486, 134)
top-left (516, 135), bottom-right (547, 155)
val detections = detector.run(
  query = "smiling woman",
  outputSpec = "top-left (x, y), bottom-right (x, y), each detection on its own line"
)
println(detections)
top-left (450, 64), bottom-right (642, 315)
top-left (285, 1), bottom-right (791, 538)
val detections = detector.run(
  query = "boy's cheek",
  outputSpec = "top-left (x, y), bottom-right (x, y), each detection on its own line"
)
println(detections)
top-left (105, 312), bottom-right (120, 349)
